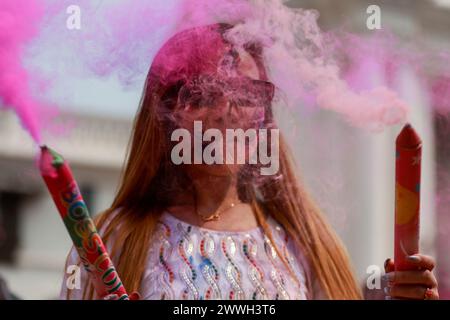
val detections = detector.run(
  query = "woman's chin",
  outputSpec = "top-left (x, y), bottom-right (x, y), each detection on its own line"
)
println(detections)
top-left (188, 163), bottom-right (242, 178)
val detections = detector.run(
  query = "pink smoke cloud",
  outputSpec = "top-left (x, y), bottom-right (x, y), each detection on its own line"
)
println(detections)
top-left (1, 0), bottom-right (450, 143)
top-left (0, 0), bottom-right (47, 143)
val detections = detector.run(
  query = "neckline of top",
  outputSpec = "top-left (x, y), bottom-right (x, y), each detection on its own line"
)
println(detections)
top-left (160, 211), bottom-right (267, 236)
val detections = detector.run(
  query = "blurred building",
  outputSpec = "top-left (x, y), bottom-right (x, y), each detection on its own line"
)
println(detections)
top-left (287, 0), bottom-right (450, 299)
top-left (0, 0), bottom-right (450, 299)
top-left (0, 110), bottom-right (131, 299)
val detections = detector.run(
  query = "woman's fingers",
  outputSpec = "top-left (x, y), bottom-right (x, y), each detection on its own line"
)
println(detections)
top-left (384, 258), bottom-right (395, 273)
top-left (405, 254), bottom-right (436, 271)
top-left (382, 255), bottom-right (439, 300)
top-left (383, 255), bottom-right (435, 271)
top-left (385, 285), bottom-right (439, 300)
top-left (383, 270), bottom-right (438, 287)
top-left (129, 292), bottom-right (141, 300)
top-left (102, 292), bottom-right (140, 300)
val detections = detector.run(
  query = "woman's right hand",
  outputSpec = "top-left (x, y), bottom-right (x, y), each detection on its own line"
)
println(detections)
top-left (103, 292), bottom-right (140, 300)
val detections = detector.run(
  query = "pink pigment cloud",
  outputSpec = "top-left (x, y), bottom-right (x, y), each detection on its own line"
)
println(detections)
top-left (0, 0), bottom-right (47, 143)
top-left (1, 0), bottom-right (450, 142)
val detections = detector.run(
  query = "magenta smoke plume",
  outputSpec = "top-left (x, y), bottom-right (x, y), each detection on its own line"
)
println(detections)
top-left (0, 0), bottom-right (47, 143)
top-left (1, 0), bottom-right (450, 142)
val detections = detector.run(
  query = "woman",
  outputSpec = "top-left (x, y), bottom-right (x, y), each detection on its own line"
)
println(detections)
top-left (61, 23), bottom-right (438, 300)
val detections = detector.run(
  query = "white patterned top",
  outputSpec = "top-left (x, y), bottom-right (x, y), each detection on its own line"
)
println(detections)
top-left (60, 211), bottom-right (325, 300)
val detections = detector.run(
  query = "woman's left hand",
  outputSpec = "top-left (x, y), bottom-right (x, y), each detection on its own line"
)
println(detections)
top-left (383, 254), bottom-right (439, 300)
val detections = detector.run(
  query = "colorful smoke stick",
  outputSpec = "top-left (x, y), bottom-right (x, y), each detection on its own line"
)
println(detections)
top-left (394, 124), bottom-right (422, 271)
top-left (39, 145), bottom-right (128, 299)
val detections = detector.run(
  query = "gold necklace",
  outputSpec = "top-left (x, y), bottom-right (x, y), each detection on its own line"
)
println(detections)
top-left (196, 200), bottom-right (240, 222)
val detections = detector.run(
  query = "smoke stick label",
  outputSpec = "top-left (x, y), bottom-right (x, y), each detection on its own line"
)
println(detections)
top-left (60, 181), bottom-right (124, 295)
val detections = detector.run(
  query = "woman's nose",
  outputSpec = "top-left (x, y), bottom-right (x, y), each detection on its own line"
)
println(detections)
top-left (227, 104), bottom-right (240, 123)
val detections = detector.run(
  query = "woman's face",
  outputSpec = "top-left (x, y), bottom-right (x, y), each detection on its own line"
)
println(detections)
top-left (173, 48), bottom-right (268, 177)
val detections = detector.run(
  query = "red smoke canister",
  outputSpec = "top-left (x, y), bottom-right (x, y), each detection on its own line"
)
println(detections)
top-left (39, 145), bottom-right (129, 299)
top-left (394, 124), bottom-right (422, 271)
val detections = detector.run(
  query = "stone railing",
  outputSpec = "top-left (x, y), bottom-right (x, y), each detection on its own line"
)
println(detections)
top-left (0, 110), bottom-right (132, 170)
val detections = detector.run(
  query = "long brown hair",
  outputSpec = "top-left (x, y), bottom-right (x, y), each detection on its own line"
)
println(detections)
top-left (74, 23), bottom-right (362, 300)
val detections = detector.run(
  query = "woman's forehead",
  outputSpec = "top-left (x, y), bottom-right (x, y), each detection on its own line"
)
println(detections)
top-left (235, 48), bottom-right (261, 81)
